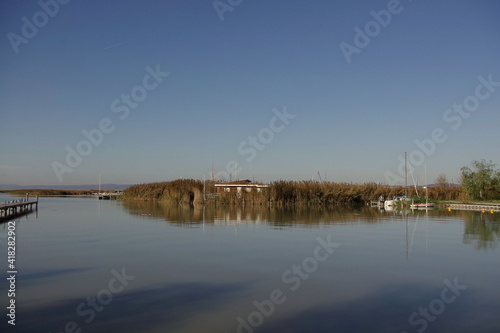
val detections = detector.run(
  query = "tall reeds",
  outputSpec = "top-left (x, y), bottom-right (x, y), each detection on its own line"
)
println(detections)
top-left (123, 179), bottom-right (464, 206)
top-left (123, 179), bottom-right (206, 204)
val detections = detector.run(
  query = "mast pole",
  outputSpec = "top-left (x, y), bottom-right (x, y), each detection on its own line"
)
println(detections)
top-left (425, 164), bottom-right (428, 206)
top-left (405, 152), bottom-right (408, 196)
top-left (203, 174), bottom-right (206, 203)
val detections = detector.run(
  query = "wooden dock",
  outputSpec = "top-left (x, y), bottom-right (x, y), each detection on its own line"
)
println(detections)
top-left (447, 203), bottom-right (500, 212)
top-left (0, 195), bottom-right (38, 220)
top-left (96, 193), bottom-right (122, 200)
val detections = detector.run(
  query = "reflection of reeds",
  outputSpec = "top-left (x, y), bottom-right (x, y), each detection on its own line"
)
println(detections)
top-left (121, 200), bottom-right (500, 248)
top-left (121, 201), bottom-right (389, 227)
top-left (123, 180), bottom-right (464, 206)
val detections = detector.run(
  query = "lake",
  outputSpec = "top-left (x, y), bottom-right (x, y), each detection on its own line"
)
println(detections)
top-left (1, 196), bottom-right (499, 333)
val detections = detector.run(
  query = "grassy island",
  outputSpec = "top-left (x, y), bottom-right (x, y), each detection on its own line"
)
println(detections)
top-left (122, 179), bottom-right (464, 206)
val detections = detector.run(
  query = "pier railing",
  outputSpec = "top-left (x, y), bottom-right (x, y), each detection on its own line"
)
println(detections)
top-left (0, 195), bottom-right (38, 220)
top-left (447, 203), bottom-right (500, 212)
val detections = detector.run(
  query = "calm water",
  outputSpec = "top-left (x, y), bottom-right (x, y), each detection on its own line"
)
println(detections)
top-left (1, 196), bottom-right (499, 333)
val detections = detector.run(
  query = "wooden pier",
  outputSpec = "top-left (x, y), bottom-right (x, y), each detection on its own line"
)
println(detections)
top-left (96, 193), bottom-right (122, 200)
top-left (447, 203), bottom-right (500, 212)
top-left (0, 195), bottom-right (38, 220)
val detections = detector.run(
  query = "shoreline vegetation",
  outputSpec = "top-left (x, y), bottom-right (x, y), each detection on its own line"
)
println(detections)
top-left (2, 189), bottom-right (94, 196)
top-left (121, 179), bottom-right (465, 206)
top-left (121, 160), bottom-right (500, 206)
top-left (8, 156), bottom-right (499, 206)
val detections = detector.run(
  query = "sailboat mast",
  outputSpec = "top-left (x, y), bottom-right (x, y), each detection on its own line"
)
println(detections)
top-left (203, 174), bottom-right (206, 203)
top-left (405, 152), bottom-right (408, 196)
top-left (425, 164), bottom-right (428, 205)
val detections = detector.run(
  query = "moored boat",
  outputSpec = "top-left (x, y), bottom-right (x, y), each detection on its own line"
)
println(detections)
top-left (384, 195), bottom-right (409, 209)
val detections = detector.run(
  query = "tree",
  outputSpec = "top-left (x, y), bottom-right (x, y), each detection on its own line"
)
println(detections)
top-left (457, 173), bottom-right (466, 187)
top-left (435, 173), bottom-right (449, 187)
top-left (460, 159), bottom-right (500, 200)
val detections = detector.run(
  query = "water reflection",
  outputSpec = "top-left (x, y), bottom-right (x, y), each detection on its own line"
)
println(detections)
top-left (121, 202), bottom-right (500, 249)
top-left (17, 282), bottom-right (247, 333)
top-left (3, 197), bottom-right (500, 333)
top-left (121, 202), bottom-right (393, 227)
top-left (463, 212), bottom-right (500, 250)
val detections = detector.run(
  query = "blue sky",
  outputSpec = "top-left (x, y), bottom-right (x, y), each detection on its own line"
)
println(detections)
top-left (1, 0), bottom-right (499, 186)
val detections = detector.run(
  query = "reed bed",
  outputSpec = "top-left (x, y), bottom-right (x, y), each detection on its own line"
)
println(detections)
top-left (123, 179), bottom-right (206, 204)
top-left (123, 179), bottom-right (464, 206)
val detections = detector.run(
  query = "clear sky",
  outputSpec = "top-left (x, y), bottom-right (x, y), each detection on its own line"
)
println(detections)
top-left (1, 0), bottom-right (499, 186)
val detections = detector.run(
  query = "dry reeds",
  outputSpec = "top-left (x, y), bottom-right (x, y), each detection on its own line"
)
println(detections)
top-left (123, 179), bottom-right (464, 206)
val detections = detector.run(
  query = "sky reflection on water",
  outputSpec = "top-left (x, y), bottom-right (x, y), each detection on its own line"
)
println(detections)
top-left (0, 196), bottom-right (499, 332)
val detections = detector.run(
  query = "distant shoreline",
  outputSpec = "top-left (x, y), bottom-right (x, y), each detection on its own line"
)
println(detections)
top-left (2, 189), bottom-right (94, 196)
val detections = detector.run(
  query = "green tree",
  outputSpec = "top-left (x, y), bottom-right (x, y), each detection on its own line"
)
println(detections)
top-left (460, 159), bottom-right (500, 200)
